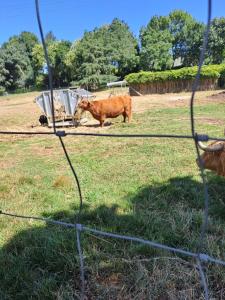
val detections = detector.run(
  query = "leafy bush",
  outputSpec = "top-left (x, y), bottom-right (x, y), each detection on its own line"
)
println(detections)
top-left (125, 64), bottom-right (225, 84)
top-left (0, 86), bottom-right (6, 96)
top-left (77, 74), bottom-right (119, 91)
top-left (12, 87), bottom-right (37, 94)
top-left (219, 68), bottom-right (225, 87)
top-left (35, 74), bottom-right (48, 89)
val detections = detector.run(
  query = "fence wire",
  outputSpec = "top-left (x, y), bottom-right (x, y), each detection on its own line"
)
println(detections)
top-left (1, 0), bottom-right (224, 299)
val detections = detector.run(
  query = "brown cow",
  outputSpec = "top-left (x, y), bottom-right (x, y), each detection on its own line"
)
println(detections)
top-left (197, 141), bottom-right (225, 176)
top-left (78, 95), bottom-right (132, 127)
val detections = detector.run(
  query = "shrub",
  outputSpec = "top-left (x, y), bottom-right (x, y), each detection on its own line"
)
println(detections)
top-left (0, 86), bottom-right (6, 96)
top-left (219, 68), bottom-right (225, 88)
top-left (125, 64), bottom-right (225, 84)
top-left (35, 74), bottom-right (48, 89)
top-left (77, 74), bottom-right (119, 91)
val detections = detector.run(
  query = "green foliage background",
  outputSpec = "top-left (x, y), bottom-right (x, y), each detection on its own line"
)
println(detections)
top-left (0, 12), bottom-right (225, 91)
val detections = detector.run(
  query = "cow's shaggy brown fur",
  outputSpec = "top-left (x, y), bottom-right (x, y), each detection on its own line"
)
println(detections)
top-left (78, 95), bottom-right (132, 127)
top-left (198, 141), bottom-right (225, 177)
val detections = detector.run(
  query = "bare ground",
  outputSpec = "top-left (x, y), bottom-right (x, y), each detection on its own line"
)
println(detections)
top-left (0, 89), bottom-right (225, 137)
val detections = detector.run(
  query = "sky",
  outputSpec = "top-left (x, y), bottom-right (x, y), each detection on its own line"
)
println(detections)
top-left (0, 0), bottom-right (225, 45)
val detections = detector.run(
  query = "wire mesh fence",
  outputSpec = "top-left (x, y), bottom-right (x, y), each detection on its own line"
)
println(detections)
top-left (1, 0), bottom-right (225, 299)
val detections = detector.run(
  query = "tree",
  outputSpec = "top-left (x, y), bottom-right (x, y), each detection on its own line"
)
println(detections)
top-left (66, 27), bottom-right (115, 90)
top-left (208, 17), bottom-right (225, 64)
top-left (140, 16), bottom-right (173, 71)
top-left (48, 40), bottom-right (72, 87)
top-left (32, 40), bottom-right (72, 88)
top-left (107, 18), bottom-right (139, 78)
top-left (0, 52), bottom-right (7, 93)
top-left (0, 32), bottom-right (39, 91)
top-left (32, 43), bottom-right (45, 73)
top-left (18, 31), bottom-right (39, 78)
top-left (45, 31), bottom-right (56, 45)
top-left (18, 31), bottom-right (39, 60)
top-left (0, 37), bottom-right (33, 90)
top-left (139, 11), bottom-right (205, 71)
top-left (169, 10), bottom-right (205, 66)
top-left (66, 19), bottom-right (139, 90)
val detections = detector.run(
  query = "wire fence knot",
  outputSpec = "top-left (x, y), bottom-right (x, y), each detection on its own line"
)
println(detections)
top-left (195, 134), bottom-right (209, 142)
top-left (76, 223), bottom-right (83, 231)
top-left (56, 131), bottom-right (67, 137)
top-left (199, 253), bottom-right (210, 262)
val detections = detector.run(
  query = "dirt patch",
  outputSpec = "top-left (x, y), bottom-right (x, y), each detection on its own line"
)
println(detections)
top-left (53, 175), bottom-right (72, 189)
top-left (207, 90), bottom-right (225, 100)
top-left (0, 92), bottom-right (41, 132)
top-left (0, 159), bottom-right (16, 170)
top-left (178, 116), bottom-right (224, 126)
top-left (0, 89), bottom-right (224, 133)
top-left (197, 117), bottom-right (224, 126)
top-left (132, 94), bottom-right (190, 112)
top-left (132, 90), bottom-right (225, 112)
top-left (30, 145), bottom-right (55, 157)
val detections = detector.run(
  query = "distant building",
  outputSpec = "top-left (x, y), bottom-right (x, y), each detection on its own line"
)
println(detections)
top-left (173, 57), bottom-right (182, 68)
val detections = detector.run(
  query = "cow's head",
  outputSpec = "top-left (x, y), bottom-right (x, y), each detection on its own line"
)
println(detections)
top-left (78, 99), bottom-right (91, 110)
top-left (197, 141), bottom-right (225, 176)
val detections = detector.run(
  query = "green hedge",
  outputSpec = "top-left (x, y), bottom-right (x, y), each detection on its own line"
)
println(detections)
top-left (219, 68), bottom-right (225, 87)
top-left (125, 64), bottom-right (225, 84)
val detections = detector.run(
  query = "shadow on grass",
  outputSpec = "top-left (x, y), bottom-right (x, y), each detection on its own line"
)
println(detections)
top-left (82, 121), bottom-right (112, 128)
top-left (1, 174), bottom-right (225, 299)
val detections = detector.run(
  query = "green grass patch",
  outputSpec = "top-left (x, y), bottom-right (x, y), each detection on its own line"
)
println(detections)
top-left (0, 101), bottom-right (225, 298)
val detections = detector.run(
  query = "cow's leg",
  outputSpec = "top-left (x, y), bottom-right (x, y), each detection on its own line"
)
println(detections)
top-left (123, 112), bottom-right (127, 122)
top-left (128, 110), bottom-right (132, 123)
top-left (125, 109), bottom-right (132, 123)
top-left (99, 117), bottom-right (105, 127)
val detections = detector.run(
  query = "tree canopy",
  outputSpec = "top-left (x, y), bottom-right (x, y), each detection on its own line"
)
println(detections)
top-left (0, 35), bottom-right (34, 90)
top-left (32, 40), bottom-right (72, 88)
top-left (139, 11), bottom-right (206, 71)
top-left (140, 16), bottom-right (173, 71)
top-left (66, 18), bottom-right (139, 90)
top-left (0, 12), bottom-right (225, 93)
top-left (169, 10), bottom-right (205, 66)
top-left (208, 17), bottom-right (225, 64)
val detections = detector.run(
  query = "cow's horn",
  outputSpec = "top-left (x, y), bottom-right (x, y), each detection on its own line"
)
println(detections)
top-left (198, 141), bottom-right (224, 152)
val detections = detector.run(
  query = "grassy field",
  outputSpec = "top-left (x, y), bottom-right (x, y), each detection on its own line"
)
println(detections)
top-left (1, 90), bottom-right (225, 299)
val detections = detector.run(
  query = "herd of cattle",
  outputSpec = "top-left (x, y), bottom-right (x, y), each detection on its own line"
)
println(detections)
top-left (40, 94), bottom-right (225, 179)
